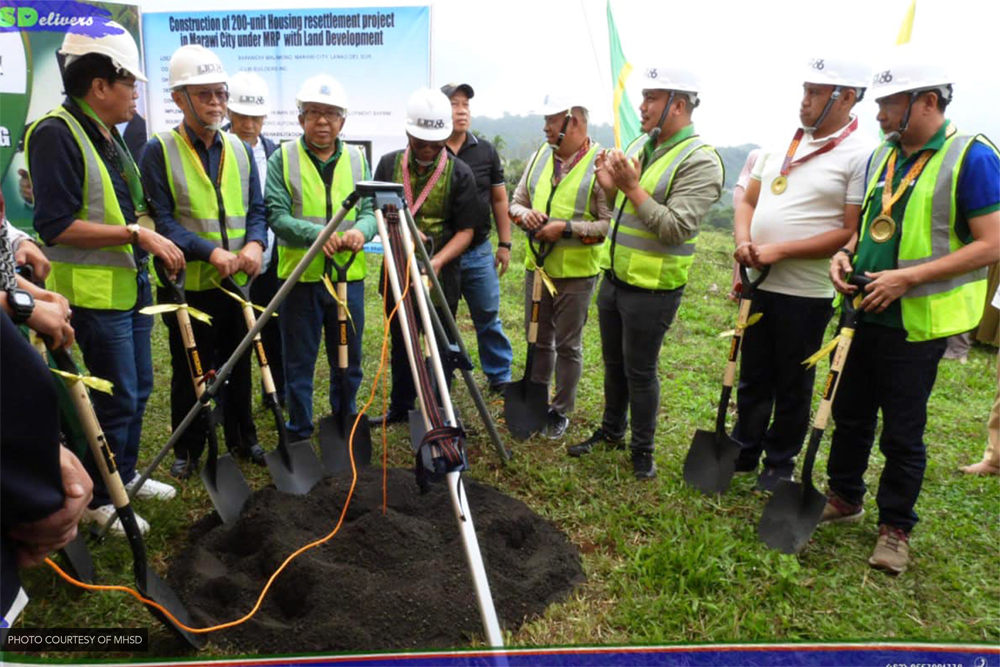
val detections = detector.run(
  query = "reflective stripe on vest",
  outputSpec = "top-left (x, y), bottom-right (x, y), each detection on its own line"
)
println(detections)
top-left (600, 136), bottom-right (715, 290)
top-left (524, 143), bottom-right (602, 278)
top-left (24, 107), bottom-right (138, 310)
top-left (277, 140), bottom-right (366, 282)
top-left (861, 133), bottom-right (995, 341)
top-left (158, 129), bottom-right (250, 290)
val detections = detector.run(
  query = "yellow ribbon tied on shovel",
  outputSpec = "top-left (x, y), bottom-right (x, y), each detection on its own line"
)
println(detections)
top-left (50, 368), bottom-right (115, 395)
top-left (717, 312), bottom-right (763, 338)
top-left (139, 303), bottom-right (213, 325)
top-left (321, 274), bottom-right (357, 334)
top-left (216, 282), bottom-right (278, 318)
top-left (801, 294), bottom-right (864, 368)
top-left (537, 267), bottom-right (558, 297)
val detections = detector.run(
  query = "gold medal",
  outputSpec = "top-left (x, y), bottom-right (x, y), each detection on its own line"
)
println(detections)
top-left (771, 176), bottom-right (788, 195)
top-left (869, 215), bottom-right (896, 243)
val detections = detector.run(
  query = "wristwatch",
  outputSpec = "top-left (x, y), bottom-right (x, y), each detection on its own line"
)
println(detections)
top-left (497, 241), bottom-right (512, 250)
top-left (8, 288), bottom-right (35, 324)
top-left (562, 221), bottom-right (574, 238)
top-left (126, 223), bottom-right (141, 245)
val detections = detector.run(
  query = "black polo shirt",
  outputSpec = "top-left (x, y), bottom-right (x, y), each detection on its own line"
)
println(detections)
top-left (447, 132), bottom-right (504, 247)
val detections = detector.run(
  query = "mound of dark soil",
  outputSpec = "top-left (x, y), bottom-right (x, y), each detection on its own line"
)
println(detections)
top-left (167, 467), bottom-right (584, 653)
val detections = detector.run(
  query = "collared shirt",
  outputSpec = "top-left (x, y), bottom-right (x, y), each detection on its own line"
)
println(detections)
top-left (248, 138), bottom-right (276, 272)
top-left (632, 124), bottom-right (724, 247)
top-left (265, 137), bottom-right (376, 247)
top-left (139, 123), bottom-right (268, 262)
top-left (856, 120), bottom-right (1000, 329)
top-left (29, 99), bottom-right (145, 267)
top-left (509, 137), bottom-right (612, 239)
top-left (446, 132), bottom-right (502, 246)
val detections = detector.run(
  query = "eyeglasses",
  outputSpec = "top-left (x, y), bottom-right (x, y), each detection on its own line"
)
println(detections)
top-left (189, 88), bottom-right (230, 104)
top-left (302, 109), bottom-right (342, 122)
top-left (409, 137), bottom-right (445, 152)
top-left (115, 78), bottom-right (138, 91)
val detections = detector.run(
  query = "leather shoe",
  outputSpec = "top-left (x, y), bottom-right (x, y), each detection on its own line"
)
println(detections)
top-left (632, 451), bottom-right (657, 480)
top-left (169, 457), bottom-right (199, 480)
top-left (369, 411), bottom-right (407, 427)
top-left (235, 442), bottom-right (267, 466)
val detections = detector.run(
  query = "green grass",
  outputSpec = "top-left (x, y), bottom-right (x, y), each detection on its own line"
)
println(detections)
top-left (11, 228), bottom-right (999, 656)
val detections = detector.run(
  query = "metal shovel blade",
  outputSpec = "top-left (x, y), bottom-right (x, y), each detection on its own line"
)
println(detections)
top-left (265, 441), bottom-right (323, 495)
top-left (503, 379), bottom-right (549, 441)
top-left (139, 568), bottom-right (205, 648)
top-left (58, 533), bottom-right (95, 584)
top-left (758, 479), bottom-right (826, 554)
top-left (201, 453), bottom-right (250, 524)
top-left (319, 414), bottom-right (372, 475)
top-left (408, 408), bottom-right (427, 452)
top-left (684, 428), bottom-right (740, 495)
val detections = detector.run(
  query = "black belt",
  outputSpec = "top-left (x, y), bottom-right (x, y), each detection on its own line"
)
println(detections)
top-left (603, 270), bottom-right (683, 296)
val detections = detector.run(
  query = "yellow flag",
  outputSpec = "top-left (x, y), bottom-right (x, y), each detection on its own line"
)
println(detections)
top-left (896, 0), bottom-right (916, 44)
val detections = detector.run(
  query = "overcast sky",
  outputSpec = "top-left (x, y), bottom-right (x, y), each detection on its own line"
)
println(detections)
top-left (139, 0), bottom-right (1000, 149)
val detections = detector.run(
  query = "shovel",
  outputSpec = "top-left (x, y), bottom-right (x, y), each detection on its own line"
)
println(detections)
top-left (318, 252), bottom-right (372, 474)
top-left (503, 233), bottom-right (555, 440)
top-left (758, 274), bottom-right (871, 554)
top-left (50, 346), bottom-right (204, 648)
top-left (684, 264), bottom-right (769, 495)
top-left (155, 260), bottom-right (250, 524)
top-left (222, 277), bottom-right (322, 495)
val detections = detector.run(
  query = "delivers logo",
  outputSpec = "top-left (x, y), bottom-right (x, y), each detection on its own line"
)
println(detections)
top-left (0, 1), bottom-right (123, 37)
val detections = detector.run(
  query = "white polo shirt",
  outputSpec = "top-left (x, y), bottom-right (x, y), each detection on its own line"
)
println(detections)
top-left (749, 117), bottom-right (875, 298)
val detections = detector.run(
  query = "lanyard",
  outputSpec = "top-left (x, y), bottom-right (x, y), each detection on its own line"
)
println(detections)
top-left (402, 147), bottom-right (448, 217)
top-left (177, 125), bottom-right (231, 250)
top-left (881, 149), bottom-right (932, 215)
top-left (74, 98), bottom-right (148, 215)
top-left (771, 117), bottom-right (858, 195)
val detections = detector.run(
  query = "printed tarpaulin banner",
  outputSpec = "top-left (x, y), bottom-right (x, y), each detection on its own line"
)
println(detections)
top-left (142, 6), bottom-right (430, 165)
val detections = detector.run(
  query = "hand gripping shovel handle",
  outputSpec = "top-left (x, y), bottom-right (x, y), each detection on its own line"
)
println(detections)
top-left (326, 253), bottom-right (357, 373)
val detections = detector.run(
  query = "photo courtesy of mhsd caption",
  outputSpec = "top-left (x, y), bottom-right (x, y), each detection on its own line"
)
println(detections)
top-left (1, 628), bottom-right (148, 652)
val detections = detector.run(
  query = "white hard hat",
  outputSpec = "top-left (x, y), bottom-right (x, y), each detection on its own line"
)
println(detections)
top-left (535, 93), bottom-right (585, 117)
top-left (405, 88), bottom-right (452, 141)
top-left (59, 21), bottom-right (146, 82)
top-left (639, 65), bottom-right (701, 106)
top-left (870, 44), bottom-right (953, 101)
top-left (168, 44), bottom-right (227, 90)
top-left (296, 74), bottom-right (348, 113)
top-left (228, 71), bottom-right (269, 116)
top-left (803, 55), bottom-right (869, 90)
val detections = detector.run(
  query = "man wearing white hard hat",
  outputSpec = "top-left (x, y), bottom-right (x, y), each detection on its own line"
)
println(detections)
top-left (140, 44), bottom-right (269, 478)
top-left (730, 55), bottom-right (875, 493)
top-left (369, 88), bottom-right (478, 426)
top-left (568, 65), bottom-right (724, 480)
top-left (509, 94), bottom-right (611, 440)
top-left (226, 71), bottom-right (285, 407)
top-left (264, 74), bottom-right (376, 442)
top-left (26, 22), bottom-right (185, 534)
top-left (821, 44), bottom-right (999, 574)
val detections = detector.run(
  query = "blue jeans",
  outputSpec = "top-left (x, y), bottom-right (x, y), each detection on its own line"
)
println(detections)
top-left (459, 240), bottom-right (512, 384)
top-left (280, 279), bottom-right (365, 441)
top-left (72, 272), bottom-right (154, 507)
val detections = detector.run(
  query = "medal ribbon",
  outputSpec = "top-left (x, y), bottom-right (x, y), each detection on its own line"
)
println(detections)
top-left (74, 98), bottom-right (148, 215)
top-left (402, 147), bottom-right (448, 217)
top-left (880, 150), bottom-right (933, 216)
top-left (778, 116), bottom-right (859, 177)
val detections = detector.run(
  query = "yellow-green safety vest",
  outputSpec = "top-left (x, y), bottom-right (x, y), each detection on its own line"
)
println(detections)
top-left (391, 152), bottom-right (453, 244)
top-left (157, 128), bottom-right (250, 291)
top-left (860, 132), bottom-right (996, 342)
top-left (24, 107), bottom-right (138, 310)
top-left (524, 142), bottom-right (603, 278)
top-left (278, 139), bottom-right (366, 282)
top-left (600, 134), bottom-right (720, 291)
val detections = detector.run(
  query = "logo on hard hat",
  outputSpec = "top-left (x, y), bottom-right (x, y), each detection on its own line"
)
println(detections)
top-left (809, 58), bottom-right (825, 71)
top-left (646, 68), bottom-right (658, 79)
top-left (320, 85), bottom-right (331, 95)
top-left (416, 118), bottom-right (446, 129)
top-left (873, 70), bottom-right (893, 85)
top-left (239, 95), bottom-right (264, 106)
top-left (196, 63), bottom-right (223, 75)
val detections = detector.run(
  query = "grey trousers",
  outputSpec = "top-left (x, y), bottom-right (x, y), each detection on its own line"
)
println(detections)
top-left (597, 276), bottom-right (683, 452)
top-left (523, 270), bottom-right (597, 415)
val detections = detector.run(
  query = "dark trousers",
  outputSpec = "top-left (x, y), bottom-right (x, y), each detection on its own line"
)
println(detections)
top-left (826, 323), bottom-right (947, 533)
top-left (382, 262), bottom-right (460, 414)
top-left (159, 286), bottom-right (257, 461)
top-left (249, 257), bottom-right (285, 402)
top-left (597, 276), bottom-right (683, 453)
top-left (732, 290), bottom-right (834, 475)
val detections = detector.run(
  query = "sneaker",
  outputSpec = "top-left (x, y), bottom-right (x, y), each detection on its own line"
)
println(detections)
top-left (819, 492), bottom-right (865, 524)
top-left (82, 504), bottom-right (149, 537)
top-left (544, 410), bottom-right (570, 440)
top-left (125, 476), bottom-right (176, 501)
top-left (754, 467), bottom-right (792, 493)
top-left (567, 428), bottom-right (626, 457)
top-left (234, 442), bottom-right (266, 466)
top-left (868, 524), bottom-right (910, 575)
top-left (632, 451), bottom-right (657, 480)
top-left (169, 457), bottom-right (200, 480)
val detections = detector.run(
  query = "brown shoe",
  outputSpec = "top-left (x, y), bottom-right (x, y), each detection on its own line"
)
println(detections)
top-left (819, 492), bottom-right (864, 524)
top-left (868, 524), bottom-right (910, 575)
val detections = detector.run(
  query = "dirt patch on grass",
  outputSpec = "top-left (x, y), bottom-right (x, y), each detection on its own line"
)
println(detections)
top-left (168, 467), bottom-right (584, 653)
